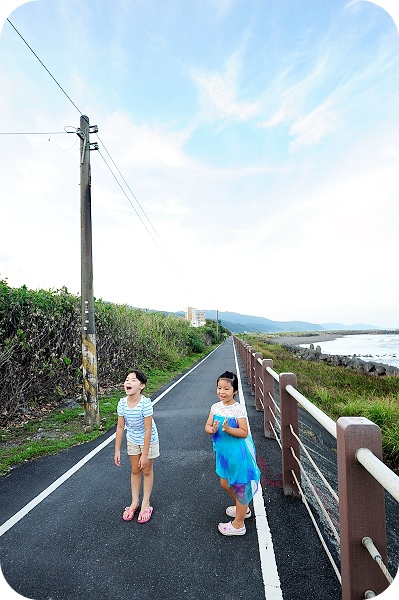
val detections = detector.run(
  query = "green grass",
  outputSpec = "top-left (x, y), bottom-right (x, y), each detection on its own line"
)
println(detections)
top-left (0, 349), bottom-right (214, 476)
top-left (241, 335), bottom-right (399, 474)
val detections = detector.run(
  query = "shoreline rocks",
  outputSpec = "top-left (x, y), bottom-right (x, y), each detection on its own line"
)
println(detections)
top-left (283, 343), bottom-right (399, 377)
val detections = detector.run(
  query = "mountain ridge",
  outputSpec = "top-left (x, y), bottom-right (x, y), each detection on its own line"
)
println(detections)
top-left (172, 310), bottom-right (381, 333)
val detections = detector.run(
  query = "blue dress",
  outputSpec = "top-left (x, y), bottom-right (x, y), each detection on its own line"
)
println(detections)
top-left (211, 401), bottom-right (260, 505)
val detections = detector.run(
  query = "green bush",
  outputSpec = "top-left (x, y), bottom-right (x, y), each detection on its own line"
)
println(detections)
top-left (0, 279), bottom-right (227, 424)
top-left (0, 281), bottom-right (81, 422)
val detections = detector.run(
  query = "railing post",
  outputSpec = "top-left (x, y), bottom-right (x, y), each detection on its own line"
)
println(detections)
top-left (279, 373), bottom-right (300, 496)
top-left (245, 345), bottom-right (252, 380)
top-left (254, 352), bottom-right (263, 409)
top-left (234, 336), bottom-right (242, 361)
top-left (238, 338), bottom-right (243, 361)
top-left (249, 349), bottom-right (256, 395)
top-left (337, 417), bottom-right (388, 600)
top-left (262, 359), bottom-right (275, 438)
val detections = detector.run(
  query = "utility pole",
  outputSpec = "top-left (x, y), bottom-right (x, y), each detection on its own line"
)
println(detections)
top-left (216, 309), bottom-right (219, 341)
top-left (78, 115), bottom-right (99, 427)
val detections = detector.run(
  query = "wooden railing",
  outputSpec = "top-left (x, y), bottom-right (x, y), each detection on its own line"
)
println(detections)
top-left (234, 336), bottom-right (399, 600)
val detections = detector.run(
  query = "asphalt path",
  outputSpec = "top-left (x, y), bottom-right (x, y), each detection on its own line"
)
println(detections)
top-left (0, 338), bottom-right (397, 599)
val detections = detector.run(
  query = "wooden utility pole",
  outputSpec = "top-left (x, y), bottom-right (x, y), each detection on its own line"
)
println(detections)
top-left (78, 115), bottom-right (99, 426)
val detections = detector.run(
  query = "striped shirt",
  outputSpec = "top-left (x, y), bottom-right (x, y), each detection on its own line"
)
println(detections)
top-left (117, 395), bottom-right (158, 445)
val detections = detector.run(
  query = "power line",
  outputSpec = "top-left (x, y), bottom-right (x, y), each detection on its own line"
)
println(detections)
top-left (7, 18), bottom-right (186, 284)
top-left (7, 18), bottom-right (82, 115)
top-left (96, 133), bottom-right (183, 274)
top-left (0, 130), bottom-right (77, 151)
top-left (0, 131), bottom-right (68, 135)
top-left (97, 148), bottom-right (182, 279)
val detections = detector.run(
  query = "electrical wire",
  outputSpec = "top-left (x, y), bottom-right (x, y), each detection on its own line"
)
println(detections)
top-left (0, 130), bottom-right (77, 151)
top-left (96, 132), bottom-right (184, 275)
top-left (0, 132), bottom-right (68, 135)
top-left (6, 18), bottom-right (186, 285)
top-left (97, 148), bottom-right (182, 279)
top-left (7, 18), bottom-right (82, 115)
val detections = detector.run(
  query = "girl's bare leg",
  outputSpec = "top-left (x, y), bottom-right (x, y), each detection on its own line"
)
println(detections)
top-left (220, 477), bottom-right (235, 501)
top-left (140, 458), bottom-right (154, 510)
top-left (233, 501), bottom-right (248, 528)
top-left (129, 455), bottom-right (141, 509)
top-left (220, 477), bottom-right (247, 528)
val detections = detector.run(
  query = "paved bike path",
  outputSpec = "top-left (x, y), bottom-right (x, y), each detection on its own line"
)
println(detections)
top-left (0, 338), bottom-right (341, 599)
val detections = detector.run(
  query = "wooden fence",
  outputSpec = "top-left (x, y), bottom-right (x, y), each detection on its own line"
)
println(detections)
top-left (234, 336), bottom-right (399, 600)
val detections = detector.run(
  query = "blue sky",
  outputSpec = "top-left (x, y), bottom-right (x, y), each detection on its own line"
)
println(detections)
top-left (1, 0), bottom-right (399, 328)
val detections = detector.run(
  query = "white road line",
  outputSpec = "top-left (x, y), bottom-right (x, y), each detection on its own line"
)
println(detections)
top-left (0, 432), bottom-right (114, 537)
top-left (0, 347), bottom-right (218, 537)
top-left (233, 343), bottom-right (283, 600)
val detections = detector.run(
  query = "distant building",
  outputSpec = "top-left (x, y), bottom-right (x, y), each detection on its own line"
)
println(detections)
top-left (185, 307), bottom-right (206, 327)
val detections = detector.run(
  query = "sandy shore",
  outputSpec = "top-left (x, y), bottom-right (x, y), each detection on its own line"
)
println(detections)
top-left (268, 333), bottom-right (342, 346)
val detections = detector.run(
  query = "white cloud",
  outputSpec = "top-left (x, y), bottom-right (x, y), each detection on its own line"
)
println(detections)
top-left (289, 99), bottom-right (340, 147)
top-left (101, 112), bottom-right (193, 170)
top-left (208, 0), bottom-right (238, 20)
top-left (192, 50), bottom-right (260, 122)
top-left (258, 56), bottom-right (331, 130)
top-left (152, 198), bottom-right (188, 215)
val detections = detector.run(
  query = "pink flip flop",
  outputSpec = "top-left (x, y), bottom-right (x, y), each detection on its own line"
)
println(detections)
top-left (138, 506), bottom-right (153, 523)
top-left (122, 506), bottom-right (137, 521)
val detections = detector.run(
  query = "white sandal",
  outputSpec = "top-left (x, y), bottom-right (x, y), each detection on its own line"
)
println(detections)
top-left (225, 505), bottom-right (251, 518)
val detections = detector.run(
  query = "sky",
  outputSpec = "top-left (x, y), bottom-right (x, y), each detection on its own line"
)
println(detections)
top-left (1, 0), bottom-right (399, 329)
top-left (1, 6), bottom-right (399, 600)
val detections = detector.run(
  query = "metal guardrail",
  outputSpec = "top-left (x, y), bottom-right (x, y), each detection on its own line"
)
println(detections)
top-left (233, 336), bottom-right (399, 600)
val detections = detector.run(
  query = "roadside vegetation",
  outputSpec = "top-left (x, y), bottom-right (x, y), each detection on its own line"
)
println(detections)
top-left (3, 278), bottom-right (397, 477)
top-left (0, 279), bottom-right (230, 475)
top-left (0, 350), bottom-right (215, 477)
top-left (241, 334), bottom-right (399, 474)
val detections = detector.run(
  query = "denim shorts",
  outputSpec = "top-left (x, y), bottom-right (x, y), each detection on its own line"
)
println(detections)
top-left (127, 439), bottom-right (160, 459)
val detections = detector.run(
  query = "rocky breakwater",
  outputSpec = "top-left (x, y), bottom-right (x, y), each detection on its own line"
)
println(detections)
top-left (283, 343), bottom-right (399, 377)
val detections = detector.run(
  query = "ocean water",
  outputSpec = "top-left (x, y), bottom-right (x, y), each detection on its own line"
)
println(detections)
top-left (299, 333), bottom-right (399, 369)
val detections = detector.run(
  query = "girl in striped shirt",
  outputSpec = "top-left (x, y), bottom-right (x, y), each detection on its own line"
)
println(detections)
top-left (114, 369), bottom-right (159, 523)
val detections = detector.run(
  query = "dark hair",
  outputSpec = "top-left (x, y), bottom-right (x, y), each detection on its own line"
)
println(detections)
top-left (127, 369), bottom-right (147, 386)
top-left (217, 371), bottom-right (238, 392)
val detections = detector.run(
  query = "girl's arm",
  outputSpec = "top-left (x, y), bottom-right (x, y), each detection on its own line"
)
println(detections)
top-left (222, 416), bottom-right (248, 438)
top-left (205, 410), bottom-right (219, 434)
top-left (138, 415), bottom-right (152, 469)
top-left (114, 415), bottom-right (125, 466)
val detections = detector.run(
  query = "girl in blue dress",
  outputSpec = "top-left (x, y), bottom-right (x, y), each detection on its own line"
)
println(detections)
top-left (205, 371), bottom-right (260, 536)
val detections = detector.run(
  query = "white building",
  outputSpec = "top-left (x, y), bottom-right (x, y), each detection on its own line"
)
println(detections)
top-left (185, 307), bottom-right (206, 327)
